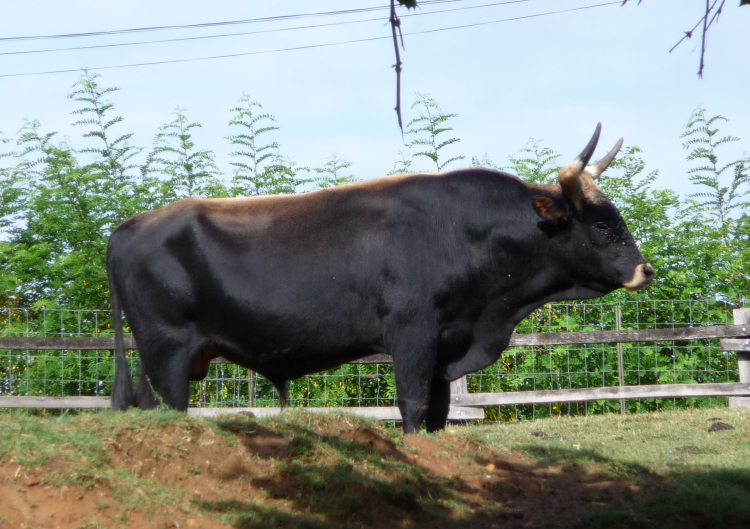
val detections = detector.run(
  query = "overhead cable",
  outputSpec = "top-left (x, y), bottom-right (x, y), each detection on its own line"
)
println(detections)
top-left (0, 2), bottom-right (620, 79)
top-left (0, 0), bottom-right (467, 42)
top-left (0, 0), bottom-right (534, 57)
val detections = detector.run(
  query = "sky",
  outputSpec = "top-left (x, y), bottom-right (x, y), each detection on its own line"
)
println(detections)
top-left (1, 0), bottom-right (748, 195)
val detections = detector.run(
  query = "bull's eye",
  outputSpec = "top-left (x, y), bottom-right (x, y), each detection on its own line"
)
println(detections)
top-left (589, 223), bottom-right (607, 245)
top-left (592, 220), bottom-right (628, 245)
top-left (590, 221), bottom-right (617, 246)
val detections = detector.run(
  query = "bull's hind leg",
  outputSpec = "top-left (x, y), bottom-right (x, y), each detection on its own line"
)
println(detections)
top-left (135, 368), bottom-right (159, 409)
top-left (132, 334), bottom-right (198, 411)
top-left (425, 378), bottom-right (451, 432)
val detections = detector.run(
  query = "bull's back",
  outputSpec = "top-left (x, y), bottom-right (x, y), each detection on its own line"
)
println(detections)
top-left (107, 192), bottom-right (391, 366)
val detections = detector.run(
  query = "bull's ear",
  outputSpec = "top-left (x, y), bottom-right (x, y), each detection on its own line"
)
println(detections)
top-left (533, 196), bottom-right (569, 222)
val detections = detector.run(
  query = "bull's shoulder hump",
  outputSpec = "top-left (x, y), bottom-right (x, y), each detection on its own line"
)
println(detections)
top-left (116, 197), bottom-right (205, 228)
top-left (462, 169), bottom-right (562, 196)
top-left (116, 168), bottom-right (547, 229)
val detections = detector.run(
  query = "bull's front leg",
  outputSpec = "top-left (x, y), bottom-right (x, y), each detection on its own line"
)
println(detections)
top-left (425, 377), bottom-right (451, 432)
top-left (388, 321), bottom-right (438, 434)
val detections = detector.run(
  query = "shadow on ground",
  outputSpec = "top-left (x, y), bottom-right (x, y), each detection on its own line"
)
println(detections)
top-left (187, 413), bottom-right (750, 529)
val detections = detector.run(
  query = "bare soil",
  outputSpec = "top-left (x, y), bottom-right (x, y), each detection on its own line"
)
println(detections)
top-left (1, 408), bottom-right (749, 529)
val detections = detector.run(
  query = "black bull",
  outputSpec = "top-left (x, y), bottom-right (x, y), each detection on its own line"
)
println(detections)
top-left (108, 124), bottom-right (653, 433)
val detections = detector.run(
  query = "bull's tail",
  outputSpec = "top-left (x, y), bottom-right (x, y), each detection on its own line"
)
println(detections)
top-left (110, 277), bottom-right (135, 410)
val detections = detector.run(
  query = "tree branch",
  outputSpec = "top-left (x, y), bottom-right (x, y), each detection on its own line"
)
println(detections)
top-left (390, 0), bottom-right (405, 135)
top-left (699, 0), bottom-right (710, 78)
top-left (665, 0), bottom-right (728, 78)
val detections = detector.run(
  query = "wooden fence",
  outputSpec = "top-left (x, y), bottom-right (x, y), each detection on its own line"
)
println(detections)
top-left (2, 309), bottom-right (749, 419)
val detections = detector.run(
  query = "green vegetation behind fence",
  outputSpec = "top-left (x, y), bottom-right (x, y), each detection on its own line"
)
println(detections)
top-left (1, 298), bottom-right (741, 420)
top-left (2, 74), bottom-right (749, 420)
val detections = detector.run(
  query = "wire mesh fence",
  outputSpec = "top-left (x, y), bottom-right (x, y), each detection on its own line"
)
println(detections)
top-left (471, 299), bottom-right (741, 420)
top-left (0, 299), bottom-right (743, 420)
top-left (0, 308), bottom-right (116, 399)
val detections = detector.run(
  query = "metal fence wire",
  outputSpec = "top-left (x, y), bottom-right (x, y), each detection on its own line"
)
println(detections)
top-left (0, 299), bottom-right (742, 420)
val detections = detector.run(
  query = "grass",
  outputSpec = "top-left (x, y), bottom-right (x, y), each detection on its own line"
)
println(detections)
top-left (472, 408), bottom-right (750, 475)
top-left (457, 408), bottom-right (750, 528)
top-left (0, 407), bottom-right (749, 528)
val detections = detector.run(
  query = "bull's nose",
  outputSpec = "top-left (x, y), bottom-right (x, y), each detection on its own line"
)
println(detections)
top-left (642, 262), bottom-right (654, 280)
top-left (623, 262), bottom-right (654, 291)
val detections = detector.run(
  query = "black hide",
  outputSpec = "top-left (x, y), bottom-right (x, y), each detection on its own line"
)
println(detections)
top-left (107, 168), bottom-right (649, 433)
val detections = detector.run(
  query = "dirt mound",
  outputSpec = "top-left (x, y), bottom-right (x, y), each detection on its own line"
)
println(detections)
top-left (2, 408), bottom-right (749, 529)
top-left (0, 465), bottom-right (225, 529)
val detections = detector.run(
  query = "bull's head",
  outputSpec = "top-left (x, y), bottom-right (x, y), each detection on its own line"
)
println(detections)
top-left (532, 123), bottom-right (654, 294)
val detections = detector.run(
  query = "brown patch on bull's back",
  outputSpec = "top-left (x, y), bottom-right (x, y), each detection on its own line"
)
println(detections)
top-left (117, 170), bottom-right (476, 229)
top-left (193, 171), bottom-right (444, 218)
top-left (117, 168), bottom-right (566, 240)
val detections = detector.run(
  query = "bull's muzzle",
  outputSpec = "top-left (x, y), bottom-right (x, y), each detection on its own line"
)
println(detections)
top-left (623, 263), bottom-right (654, 291)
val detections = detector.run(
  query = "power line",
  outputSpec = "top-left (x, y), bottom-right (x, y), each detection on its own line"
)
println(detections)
top-left (0, 0), bottom-right (534, 57)
top-left (0, 0), bottom-right (466, 42)
top-left (0, 2), bottom-right (621, 79)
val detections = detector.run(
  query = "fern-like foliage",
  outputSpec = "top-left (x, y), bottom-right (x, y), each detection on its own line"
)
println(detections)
top-left (68, 72), bottom-right (140, 184)
top-left (312, 154), bottom-right (357, 189)
top-left (681, 107), bottom-right (750, 228)
top-left (470, 153), bottom-right (502, 171)
top-left (226, 95), bottom-right (302, 196)
top-left (504, 139), bottom-right (561, 186)
top-left (472, 140), bottom-right (561, 186)
top-left (388, 149), bottom-right (414, 176)
top-left (598, 146), bottom-right (676, 247)
top-left (0, 125), bottom-right (41, 238)
top-left (145, 107), bottom-right (223, 200)
top-left (405, 92), bottom-right (464, 172)
top-left (14, 120), bottom-right (59, 180)
top-left (67, 71), bottom-right (142, 225)
top-left (227, 96), bottom-right (279, 178)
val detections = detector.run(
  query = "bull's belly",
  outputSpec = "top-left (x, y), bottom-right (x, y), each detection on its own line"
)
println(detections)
top-left (178, 276), bottom-right (385, 376)
top-left (216, 340), bottom-right (387, 380)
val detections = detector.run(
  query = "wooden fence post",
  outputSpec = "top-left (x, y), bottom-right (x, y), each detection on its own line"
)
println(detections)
top-left (729, 308), bottom-right (750, 409)
top-left (248, 369), bottom-right (255, 407)
top-left (450, 376), bottom-right (468, 397)
top-left (616, 304), bottom-right (626, 415)
top-left (450, 376), bottom-right (469, 421)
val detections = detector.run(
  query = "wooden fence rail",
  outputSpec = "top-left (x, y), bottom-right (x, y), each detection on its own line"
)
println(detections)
top-left (2, 309), bottom-right (750, 417)
top-left (2, 323), bottom-right (748, 358)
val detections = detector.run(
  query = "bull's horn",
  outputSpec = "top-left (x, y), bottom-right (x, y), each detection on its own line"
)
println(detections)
top-left (559, 123), bottom-right (601, 187)
top-left (585, 138), bottom-right (624, 180)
